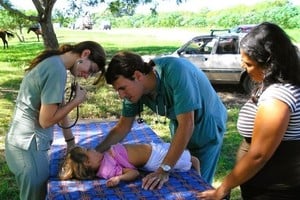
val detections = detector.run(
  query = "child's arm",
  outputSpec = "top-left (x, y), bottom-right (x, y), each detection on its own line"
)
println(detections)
top-left (191, 156), bottom-right (201, 175)
top-left (106, 168), bottom-right (140, 187)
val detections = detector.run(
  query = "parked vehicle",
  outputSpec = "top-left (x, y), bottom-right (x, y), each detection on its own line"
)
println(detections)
top-left (170, 29), bottom-right (255, 93)
top-left (230, 24), bottom-right (257, 34)
top-left (100, 20), bottom-right (111, 30)
top-left (72, 13), bottom-right (93, 30)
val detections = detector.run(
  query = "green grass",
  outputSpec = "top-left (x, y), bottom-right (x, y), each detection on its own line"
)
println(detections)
top-left (0, 28), bottom-right (183, 200)
top-left (0, 27), bottom-right (299, 200)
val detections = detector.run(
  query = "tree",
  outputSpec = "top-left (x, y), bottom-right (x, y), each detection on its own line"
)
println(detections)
top-left (0, 0), bottom-right (106, 49)
top-left (0, 10), bottom-right (25, 42)
top-left (0, 0), bottom-right (58, 49)
top-left (0, 0), bottom-right (184, 49)
top-left (109, 0), bottom-right (137, 16)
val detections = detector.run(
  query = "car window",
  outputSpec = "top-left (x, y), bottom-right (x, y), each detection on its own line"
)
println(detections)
top-left (183, 37), bottom-right (216, 54)
top-left (216, 37), bottom-right (238, 54)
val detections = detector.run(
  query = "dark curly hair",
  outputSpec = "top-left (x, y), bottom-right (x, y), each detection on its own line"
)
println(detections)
top-left (240, 22), bottom-right (300, 87)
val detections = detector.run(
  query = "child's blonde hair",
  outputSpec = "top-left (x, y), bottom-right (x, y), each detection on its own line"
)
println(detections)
top-left (59, 146), bottom-right (96, 180)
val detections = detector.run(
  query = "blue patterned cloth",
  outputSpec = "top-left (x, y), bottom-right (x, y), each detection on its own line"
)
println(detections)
top-left (46, 121), bottom-right (212, 200)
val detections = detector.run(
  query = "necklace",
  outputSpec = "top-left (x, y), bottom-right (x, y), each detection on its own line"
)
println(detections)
top-left (251, 83), bottom-right (264, 104)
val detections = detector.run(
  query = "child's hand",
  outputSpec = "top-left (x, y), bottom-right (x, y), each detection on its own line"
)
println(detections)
top-left (106, 176), bottom-right (121, 187)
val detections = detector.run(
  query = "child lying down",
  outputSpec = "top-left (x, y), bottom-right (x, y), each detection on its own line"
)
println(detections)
top-left (59, 142), bottom-right (200, 187)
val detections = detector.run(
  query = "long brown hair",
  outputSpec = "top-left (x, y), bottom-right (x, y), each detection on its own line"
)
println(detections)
top-left (26, 41), bottom-right (106, 85)
top-left (59, 146), bottom-right (96, 180)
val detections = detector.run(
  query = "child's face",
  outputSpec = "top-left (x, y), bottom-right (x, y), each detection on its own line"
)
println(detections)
top-left (85, 149), bottom-right (103, 170)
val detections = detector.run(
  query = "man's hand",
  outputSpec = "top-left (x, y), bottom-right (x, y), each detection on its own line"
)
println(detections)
top-left (142, 170), bottom-right (169, 190)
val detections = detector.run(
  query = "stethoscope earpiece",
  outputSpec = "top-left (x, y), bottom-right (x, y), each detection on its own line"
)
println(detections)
top-left (137, 117), bottom-right (144, 124)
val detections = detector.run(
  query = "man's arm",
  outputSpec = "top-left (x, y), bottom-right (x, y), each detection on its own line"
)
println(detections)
top-left (142, 111), bottom-right (194, 190)
top-left (161, 111), bottom-right (194, 167)
top-left (96, 116), bottom-right (135, 152)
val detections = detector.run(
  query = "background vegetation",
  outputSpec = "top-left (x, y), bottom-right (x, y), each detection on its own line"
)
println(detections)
top-left (0, 0), bottom-right (299, 49)
top-left (84, 0), bottom-right (300, 29)
top-left (98, 1), bottom-right (299, 29)
top-left (0, 0), bottom-right (299, 199)
top-left (0, 26), bottom-right (299, 200)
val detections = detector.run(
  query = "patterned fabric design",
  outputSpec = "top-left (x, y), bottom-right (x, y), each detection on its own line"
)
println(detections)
top-left (46, 121), bottom-right (212, 200)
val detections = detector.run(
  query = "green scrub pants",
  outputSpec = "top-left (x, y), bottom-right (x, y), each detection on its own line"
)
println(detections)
top-left (5, 138), bottom-right (49, 200)
top-left (190, 138), bottom-right (223, 184)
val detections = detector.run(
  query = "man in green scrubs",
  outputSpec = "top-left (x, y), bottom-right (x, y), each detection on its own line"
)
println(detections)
top-left (96, 51), bottom-right (227, 189)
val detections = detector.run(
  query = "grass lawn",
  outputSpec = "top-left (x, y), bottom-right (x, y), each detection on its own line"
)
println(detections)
top-left (0, 27), bottom-right (299, 199)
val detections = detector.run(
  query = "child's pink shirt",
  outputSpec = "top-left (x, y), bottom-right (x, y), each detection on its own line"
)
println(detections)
top-left (96, 143), bottom-right (136, 179)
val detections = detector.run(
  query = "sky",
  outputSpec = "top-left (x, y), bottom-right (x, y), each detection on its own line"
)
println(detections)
top-left (9, 0), bottom-right (300, 13)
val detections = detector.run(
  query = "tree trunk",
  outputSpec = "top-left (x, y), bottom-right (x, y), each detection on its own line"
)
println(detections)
top-left (17, 25), bottom-right (25, 42)
top-left (0, 0), bottom-right (59, 49)
top-left (40, 20), bottom-right (59, 49)
top-left (33, 0), bottom-right (59, 49)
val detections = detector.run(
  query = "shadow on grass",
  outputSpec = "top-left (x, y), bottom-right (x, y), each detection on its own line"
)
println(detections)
top-left (0, 150), bottom-right (19, 200)
top-left (0, 42), bottom-right (44, 64)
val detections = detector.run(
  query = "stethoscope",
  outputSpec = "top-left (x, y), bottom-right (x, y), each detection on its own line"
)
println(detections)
top-left (136, 101), bottom-right (167, 125)
top-left (57, 61), bottom-right (82, 129)
top-left (136, 69), bottom-right (167, 125)
top-left (57, 78), bottom-right (79, 129)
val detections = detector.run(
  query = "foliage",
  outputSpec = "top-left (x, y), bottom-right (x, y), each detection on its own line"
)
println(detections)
top-left (108, 0), bottom-right (137, 16)
top-left (91, 0), bottom-right (299, 29)
top-left (52, 9), bottom-right (73, 28)
top-left (0, 0), bottom-right (176, 48)
top-left (0, 155), bottom-right (19, 200)
top-left (0, 28), bottom-right (173, 199)
top-left (0, 0), bottom-right (59, 48)
top-left (0, 27), bottom-right (299, 199)
top-left (0, 0), bottom-right (299, 50)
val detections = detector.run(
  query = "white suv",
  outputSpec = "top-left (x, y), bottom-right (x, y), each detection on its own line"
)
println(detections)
top-left (171, 29), bottom-right (255, 93)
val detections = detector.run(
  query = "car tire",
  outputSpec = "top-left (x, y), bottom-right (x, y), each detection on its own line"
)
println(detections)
top-left (241, 74), bottom-right (255, 94)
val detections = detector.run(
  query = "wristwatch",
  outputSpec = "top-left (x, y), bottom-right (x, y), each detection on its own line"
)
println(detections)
top-left (160, 164), bottom-right (172, 172)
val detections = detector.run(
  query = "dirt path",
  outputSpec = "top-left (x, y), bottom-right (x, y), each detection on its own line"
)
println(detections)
top-left (214, 84), bottom-right (249, 107)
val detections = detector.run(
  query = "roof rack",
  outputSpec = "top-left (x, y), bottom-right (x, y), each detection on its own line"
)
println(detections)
top-left (210, 29), bottom-right (231, 36)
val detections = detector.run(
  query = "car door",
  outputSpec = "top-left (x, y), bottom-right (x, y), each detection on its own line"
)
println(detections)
top-left (176, 36), bottom-right (217, 73)
top-left (207, 36), bottom-right (243, 84)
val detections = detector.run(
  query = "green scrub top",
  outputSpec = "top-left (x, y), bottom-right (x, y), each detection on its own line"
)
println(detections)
top-left (122, 56), bottom-right (227, 150)
top-left (6, 56), bottom-right (67, 151)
